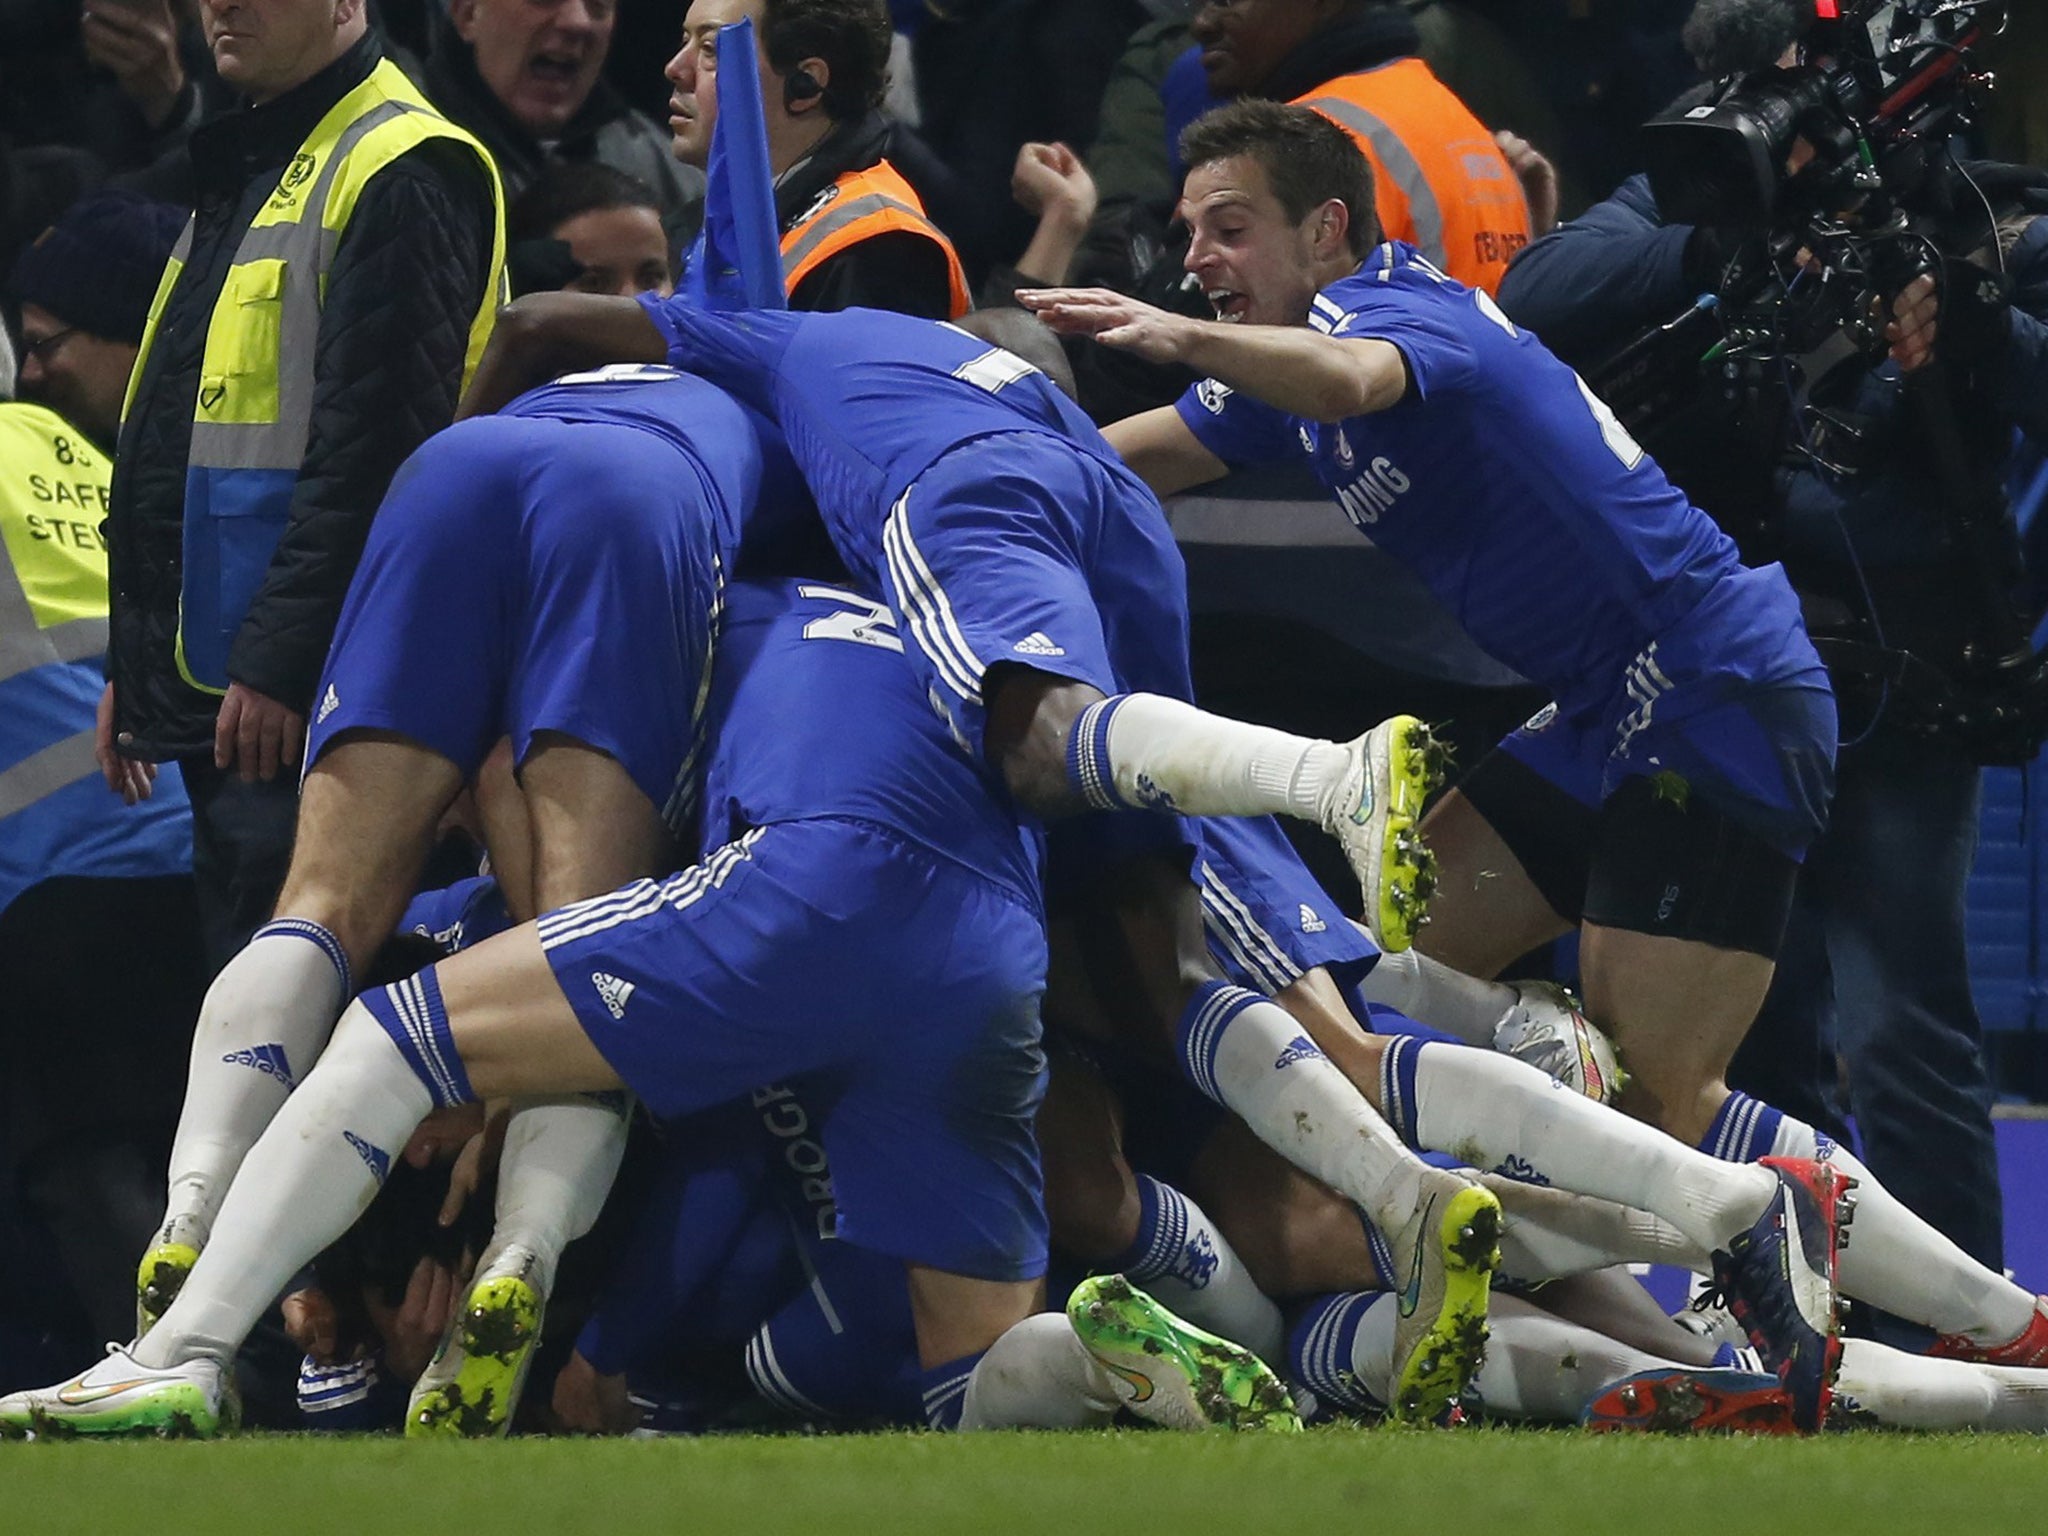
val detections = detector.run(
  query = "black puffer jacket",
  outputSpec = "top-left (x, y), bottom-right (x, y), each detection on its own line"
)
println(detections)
top-left (419, 39), bottom-right (704, 246)
top-left (107, 34), bottom-right (499, 760)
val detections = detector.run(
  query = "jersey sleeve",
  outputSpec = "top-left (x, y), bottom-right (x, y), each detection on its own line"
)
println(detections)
top-left (1172, 376), bottom-right (1298, 469)
top-left (1312, 286), bottom-right (1477, 402)
top-left (636, 295), bottom-right (796, 417)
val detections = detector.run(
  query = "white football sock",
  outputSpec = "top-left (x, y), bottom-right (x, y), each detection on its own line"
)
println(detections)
top-left (1837, 1339), bottom-right (2048, 1431)
top-left (1070, 693), bottom-right (1350, 821)
top-left (956, 1313), bottom-right (1121, 1429)
top-left (482, 1093), bottom-right (630, 1298)
top-left (1472, 1295), bottom-right (1683, 1421)
top-left (1352, 947), bottom-right (1514, 1047)
top-left (1769, 1114), bottom-right (2037, 1345)
top-left (161, 919), bottom-right (354, 1246)
top-left (1395, 1038), bottom-right (1775, 1254)
top-left (1291, 1290), bottom-right (1689, 1420)
top-left (1180, 983), bottom-right (1424, 1239)
top-left (1480, 1179), bottom-right (1705, 1286)
top-left (1118, 1176), bottom-right (1284, 1363)
top-left (136, 1003), bottom-right (430, 1370)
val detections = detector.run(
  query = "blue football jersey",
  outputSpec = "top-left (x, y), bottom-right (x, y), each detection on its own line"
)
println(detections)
top-left (505, 364), bottom-right (807, 559)
top-left (1176, 244), bottom-right (1812, 722)
top-left (636, 300), bottom-right (1143, 583)
top-left (699, 577), bottom-right (1044, 907)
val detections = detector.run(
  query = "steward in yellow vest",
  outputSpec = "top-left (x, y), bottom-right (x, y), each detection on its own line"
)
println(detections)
top-left (108, 34), bottom-right (507, 770)
top-left (0, 401), bottom-right (191, 913)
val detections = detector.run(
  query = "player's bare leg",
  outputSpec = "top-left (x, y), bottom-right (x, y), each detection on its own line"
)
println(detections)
top-left (410, 737), bottom-right (669, 1437)
top-left (1581, 925), bottom-right (1774, 1151)
top-left (1036, 1047), bottom-right (1286, 1361)
top-left (519, 731), bottom-right (676, 910)
top-left (473, 737), bottom-right (536, 920)
top-left (144, 734), bottom-right (464, 1330)
top-left (1412, 788), bottom-right (1573, 979)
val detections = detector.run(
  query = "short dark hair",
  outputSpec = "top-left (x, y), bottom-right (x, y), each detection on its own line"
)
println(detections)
top-left (508, 162), bottom-right (662, 245)
top-left (954, 308), bottom-right (1079, 401)
top-left (1179, 100), bottom-right (1380, 257)
top-left (762, 0), bottom-right (892, 122)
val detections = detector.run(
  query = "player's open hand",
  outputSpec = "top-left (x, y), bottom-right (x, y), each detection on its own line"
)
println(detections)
top-left (1015, 287), bottom-right (1190, 363)
top-left (386, 1256), bottom-right (462, 1382)
top-left (552, 1350), bottom-right (638, 1434)
top-left (214, 680), bottom-right (305, 783)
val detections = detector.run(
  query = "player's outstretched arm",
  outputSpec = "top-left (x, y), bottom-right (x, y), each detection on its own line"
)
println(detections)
top-left (458, 293), bottom-right (668, 419)
top-left (1104, 405), bottom-right (1228, 499)
top-left (1019, 285), bottom-right (1407, 423)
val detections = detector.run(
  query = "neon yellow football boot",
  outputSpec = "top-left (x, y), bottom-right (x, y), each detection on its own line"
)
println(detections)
top-left (407, 1263), bottom-right (544, 1438)
top-left (1067, 1274), bottom-right (1301, 1432)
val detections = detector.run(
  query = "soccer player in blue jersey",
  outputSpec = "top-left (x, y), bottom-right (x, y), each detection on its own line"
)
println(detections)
top-left (1022, 95), bottom-right (1841, 1164)
top-left (1020, 99), bottom-right (1871, 1423)
top-left (0, 577), bottom-right (1297, 1438)
top-left (459, 294), bottom-right (1524, 1423)
top-left (118, 365), bottom-right (784, 1436)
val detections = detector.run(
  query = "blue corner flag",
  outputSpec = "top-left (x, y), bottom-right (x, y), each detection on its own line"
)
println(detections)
top-left (678, 17), bottom-right (786, 312)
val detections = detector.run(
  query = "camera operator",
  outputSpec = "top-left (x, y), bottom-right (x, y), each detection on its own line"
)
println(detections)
top-left (1498, 0), bottom-right (2048, 1337)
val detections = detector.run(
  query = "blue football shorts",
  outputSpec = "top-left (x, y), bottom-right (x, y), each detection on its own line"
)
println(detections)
top-left (307, 413), bottom-right (724, 834)
top-left (537, 816), bottom-right (1050, 1282)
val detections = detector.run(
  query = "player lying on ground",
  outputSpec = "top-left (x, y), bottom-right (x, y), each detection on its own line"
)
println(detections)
top-left (1192, 1109), bottom-right (2048, 1433)
top-left (1036, 826), bottom-right (1849, 1432)
top-left (550, 1077), bottom-right (1295, 1435)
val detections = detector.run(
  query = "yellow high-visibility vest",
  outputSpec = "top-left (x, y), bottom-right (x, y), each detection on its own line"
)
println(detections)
top-left (0, 401), bottom-right (190, 910)
top-left (127, 58), bottom-right (509, 694)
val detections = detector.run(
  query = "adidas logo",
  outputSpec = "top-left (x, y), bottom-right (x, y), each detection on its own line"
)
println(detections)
top-left (592, 970), bottom-right (636, 1019)
top-left (1298, 904), bottom-right (1327, 934)
top-left (343, 1129), bottom-right (390, 1183)
top-left (1492, 1153), bottom-right (1551, 1187)
top-left (1132, 773), bottom-right (1177, 812)
top-left (1013, 631), bottom-right (1065, 657)
top-left (222, 1041), bottom-right (296, 1091)
top-left (1274, 1034), bottom-right (1323, 1069)
top-left (315, 683), bottom-right (340, 725)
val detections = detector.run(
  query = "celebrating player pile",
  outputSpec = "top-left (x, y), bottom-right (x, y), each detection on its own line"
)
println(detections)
top-left (9, 95), bottom-right (2048, 1445)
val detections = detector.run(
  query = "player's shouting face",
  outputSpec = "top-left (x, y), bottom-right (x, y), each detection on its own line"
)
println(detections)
top-left (1179, 154), bottom-right (1339, 330)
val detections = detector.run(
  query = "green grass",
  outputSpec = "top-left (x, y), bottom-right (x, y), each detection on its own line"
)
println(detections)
top-left (3, 1428), bottom-right (2045, 1535)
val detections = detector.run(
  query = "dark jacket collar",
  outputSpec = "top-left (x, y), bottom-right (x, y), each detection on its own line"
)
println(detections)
top-left (774, 109), bottom-right (893, 228)
top-left (190, 31), bottom-right (385, 191)
top-left (422, 36), bottom-right (634, 177)
top-left (1257, 6), bottom-right (1420, 104)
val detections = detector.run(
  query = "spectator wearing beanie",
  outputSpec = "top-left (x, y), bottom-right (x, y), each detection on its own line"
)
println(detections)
top-left (8, 189), bottom-right (187, 452)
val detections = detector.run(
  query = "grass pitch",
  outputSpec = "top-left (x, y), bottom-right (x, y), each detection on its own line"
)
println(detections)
top-left (3, 1428), bottom-right (2044, 1536)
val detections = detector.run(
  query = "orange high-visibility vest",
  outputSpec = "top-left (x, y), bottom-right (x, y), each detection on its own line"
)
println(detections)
top-left (1296, 58), bottom-right (1531, 293)
top-left (779, 157), bottom-right (971, 317)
